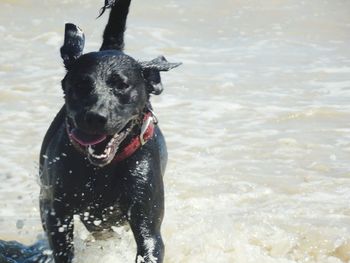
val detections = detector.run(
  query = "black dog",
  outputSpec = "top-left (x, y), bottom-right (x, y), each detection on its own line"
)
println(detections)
top-left (39, 0), bottom-right (180, 262)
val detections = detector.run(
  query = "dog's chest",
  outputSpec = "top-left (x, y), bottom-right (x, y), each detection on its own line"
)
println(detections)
top-left (74, 169), bottom-right (129, 227)
top-left (64, 167), bottom-right (125, 210)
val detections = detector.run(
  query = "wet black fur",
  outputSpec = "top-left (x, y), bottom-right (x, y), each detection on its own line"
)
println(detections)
top-left (38, 0), bottom-right (180, 262)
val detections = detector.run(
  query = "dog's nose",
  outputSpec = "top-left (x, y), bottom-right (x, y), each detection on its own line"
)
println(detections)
top-left (85, 111), bottom-right (107, 127)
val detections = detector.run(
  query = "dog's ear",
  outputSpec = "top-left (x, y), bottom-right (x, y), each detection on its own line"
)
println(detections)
top-left (60, 23), bottom-right (85, 70)
top-left (140, 56), bottom-right (181, 95)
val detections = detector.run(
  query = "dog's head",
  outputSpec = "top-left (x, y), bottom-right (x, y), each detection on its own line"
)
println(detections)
top-left (61, 24), bottom-right (180, 166)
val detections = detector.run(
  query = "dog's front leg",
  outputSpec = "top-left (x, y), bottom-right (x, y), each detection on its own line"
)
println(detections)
top-left (129, 208), bottom-right (164, 263)
top-left (125, 162), bottom-right (165, 263)
top-left (42, 203), bottom-right (74, 263)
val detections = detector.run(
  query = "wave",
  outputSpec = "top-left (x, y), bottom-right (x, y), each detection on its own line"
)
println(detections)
top-left (0, 239), bottom-right (52, 263)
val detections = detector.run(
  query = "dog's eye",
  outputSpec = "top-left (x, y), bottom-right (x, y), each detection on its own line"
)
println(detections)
top-left (73, 77), bottom-right (94, 99)
top-left (74, 86), bottom-right (91, 99)
top-left (107, 75), bottom-right (129, 91)
top-left (117, 82), bottom-right (129, 90)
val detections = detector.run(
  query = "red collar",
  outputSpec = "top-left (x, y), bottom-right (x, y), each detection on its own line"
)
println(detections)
top-left (113, 112), bottom-right (156, 163)
top-left (66, 111), bottom-right (156, 164)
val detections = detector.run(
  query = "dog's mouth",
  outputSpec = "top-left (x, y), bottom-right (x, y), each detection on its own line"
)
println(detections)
top-left (67, 120), bottom-right (133, 167)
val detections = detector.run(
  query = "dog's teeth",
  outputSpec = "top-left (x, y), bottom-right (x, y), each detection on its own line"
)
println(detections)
top-left (92, 153), bottom-right (107, 159)
top-left (86, 130), bottom-right (126, 161)
top-left (88, 146), bottom-right (95, 154)
top-left (103, 147), bottom-right (111, 155)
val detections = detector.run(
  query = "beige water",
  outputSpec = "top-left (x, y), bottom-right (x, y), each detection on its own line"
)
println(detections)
top-left (1, 0), bottom-right (350, 262)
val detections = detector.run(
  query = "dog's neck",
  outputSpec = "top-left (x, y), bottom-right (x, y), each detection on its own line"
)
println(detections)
top-left (116, 104), bottom-right (156, 151)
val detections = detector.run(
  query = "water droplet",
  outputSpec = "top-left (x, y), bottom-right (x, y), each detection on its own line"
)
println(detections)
top-left (16, 219), bottom-right (24, 229)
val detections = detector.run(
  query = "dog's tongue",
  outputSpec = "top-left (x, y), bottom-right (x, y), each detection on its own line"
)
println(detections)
top-left (70, 128), bottom-right (107, 146)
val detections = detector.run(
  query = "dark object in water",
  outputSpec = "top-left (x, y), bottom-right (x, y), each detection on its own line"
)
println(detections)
top-left (0, 239), bottom-right (52, 263)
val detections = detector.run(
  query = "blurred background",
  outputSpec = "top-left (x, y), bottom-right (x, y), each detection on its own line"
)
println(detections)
top-left (0, 0), bottom-right (350, 262)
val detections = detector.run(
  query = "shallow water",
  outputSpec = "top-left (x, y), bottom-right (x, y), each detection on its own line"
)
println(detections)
top-left (1, 0), bottom-right (350, 262)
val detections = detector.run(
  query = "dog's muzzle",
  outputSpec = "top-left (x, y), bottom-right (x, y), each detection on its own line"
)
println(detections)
top-left (65, 111), bottom-right (156, 167)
